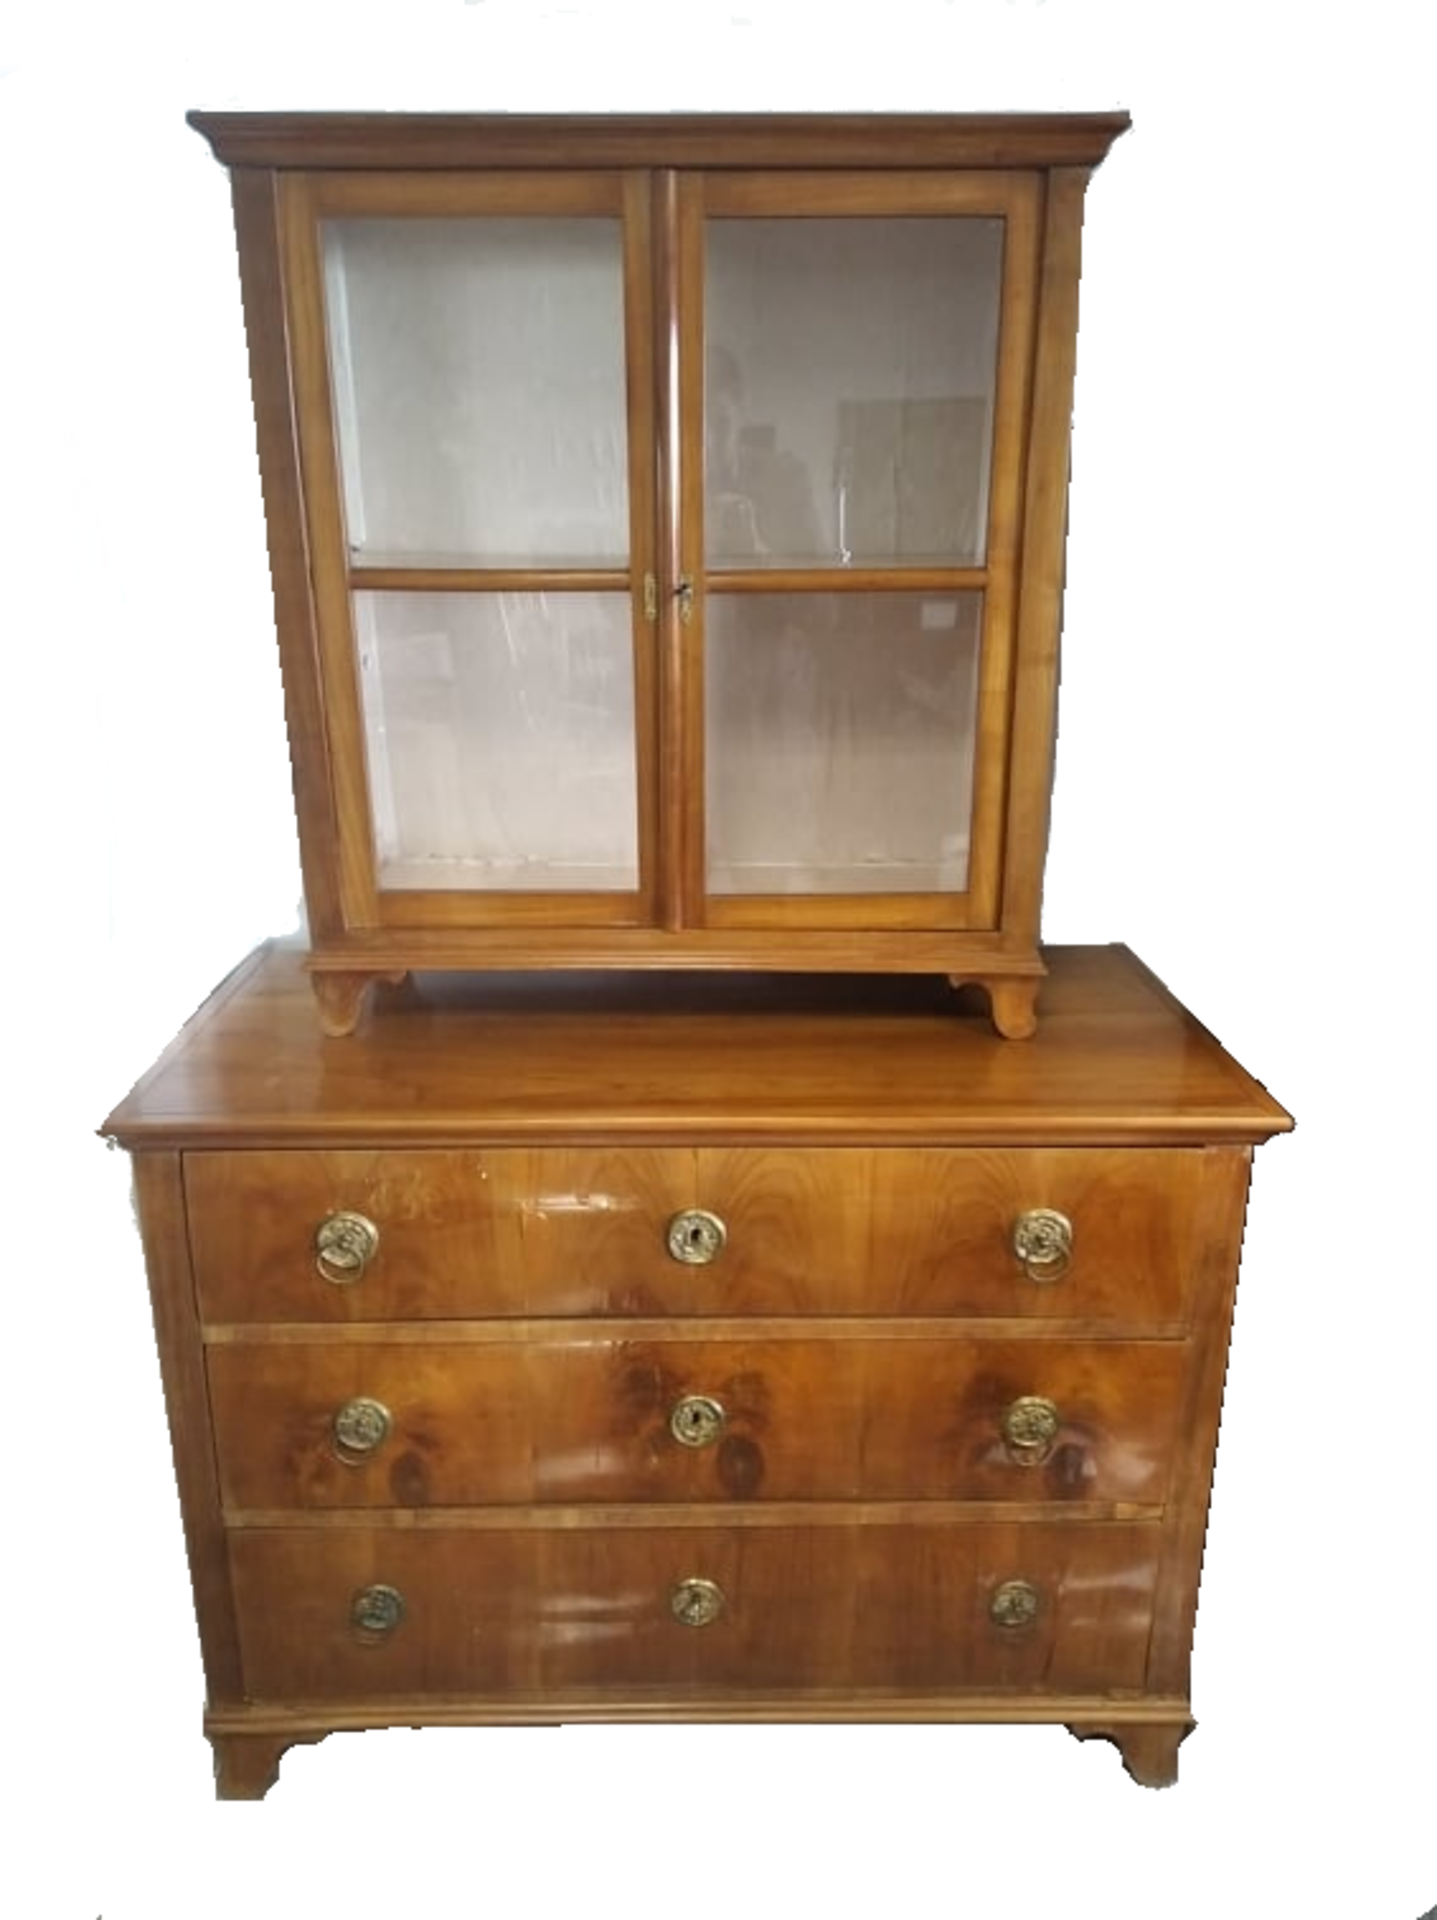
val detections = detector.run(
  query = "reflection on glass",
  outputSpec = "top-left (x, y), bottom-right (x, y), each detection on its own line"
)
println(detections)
top-left (324, 219), bottom-right (629, 564)
top-left (356, 592), bottom-right (638, 890)
top-left (705, 594), bottom-right (982, 894)
top-left (705, 219), bottom-right (1003, 568)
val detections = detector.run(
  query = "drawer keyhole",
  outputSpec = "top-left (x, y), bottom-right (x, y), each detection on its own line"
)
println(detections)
top-left (669, 1393), bottom-right (727, 1449)
top-left (666, 1209), bottom-right (727, 1266)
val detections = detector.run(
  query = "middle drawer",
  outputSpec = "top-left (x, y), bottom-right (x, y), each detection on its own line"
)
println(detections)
top-left (207, 1335), bottom-right (1187, 1510)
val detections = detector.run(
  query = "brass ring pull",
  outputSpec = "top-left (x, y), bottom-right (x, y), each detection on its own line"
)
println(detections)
top-left (350, 1583), bottom-right (405, 1638)
top-left (1012, 1207), bottom-right (1073, 1283)
top-left (669, 1393), bottom-right (727, 1449)
top-left (332, 1396), bottom-right (392, 1461)
top-left (1001, 1394), bottom-right (1061, 1465)
top-left (670, 1576), bottom-right (726, 1628)
top-left (666, 1208), bottom-right (727, 1266)
top-left (989, 1579), bottom-right (1041, 1630)
top-left (315, 1210), bottom-right (380, 1285)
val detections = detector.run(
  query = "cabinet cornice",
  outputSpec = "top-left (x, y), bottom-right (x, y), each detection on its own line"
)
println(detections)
top-left (187, 110), bottom-right (1132, 173)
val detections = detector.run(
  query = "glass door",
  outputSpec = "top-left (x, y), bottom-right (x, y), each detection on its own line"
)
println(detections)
top-left (678, 172), bottom-right (1041, 929)
top-left (284, 172), bottom-right (658, 928)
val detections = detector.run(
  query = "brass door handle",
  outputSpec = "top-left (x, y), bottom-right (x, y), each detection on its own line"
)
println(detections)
top-left (315, 1210), bottom-right (379, 1285)
top-left (1012, 1207), bottom-right (1073, 1283)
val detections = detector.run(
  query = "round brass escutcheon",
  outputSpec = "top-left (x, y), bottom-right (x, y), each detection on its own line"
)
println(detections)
top-left (332, 1395), bottom-right (392, 1459)
top-left (989, 1579), bottom-right (1041, 1630)
top-left (350, 1583), bottom-right (405, 1637)
top-left (1001, 1394), bottom-right (1061, 1463)
top-left (670, 1576), bottom-right (726, 1628)
top-left (666, 1208), bottom-right (727, 1266)
top-left (669, 1393), bottom-right (727, 1449)
top-left (1012, 1207), bottom-right (1073, 1283)
top-left (315, 1210), bottom-right (380, 1285)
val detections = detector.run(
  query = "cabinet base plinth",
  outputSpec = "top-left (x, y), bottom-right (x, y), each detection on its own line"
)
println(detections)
top-left (204, 1697), bottom-right (1195, 1796)
top-left (1066, 1718), bottom-right (1194, 1788)
top-left (212, 1731), bottom-right (325, 1801)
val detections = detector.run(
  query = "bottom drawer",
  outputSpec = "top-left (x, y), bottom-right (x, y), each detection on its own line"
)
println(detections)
top-left (229, 1521), bottom-right (1160, 1702)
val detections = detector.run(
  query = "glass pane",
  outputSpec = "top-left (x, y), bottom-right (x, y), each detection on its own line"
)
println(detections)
top-left (325, 219), bottom-right (629, 565)
top-left (706, 594), bottom-right (981, 895)
top-left (356, 592), bottom-right (638, 891)
top-left (705, 219), bottom-right (1002, 568)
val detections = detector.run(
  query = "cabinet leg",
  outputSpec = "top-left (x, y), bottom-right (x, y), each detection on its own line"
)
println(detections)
top-left (947, 975), bottom-right (1040, 1040)
top-left (310, 971), bottom-right (408, 1037)
top-left (212, 1732), bottom-right (319, 1801)
top-left (1066, 1719), bottom-right (1193, 1788)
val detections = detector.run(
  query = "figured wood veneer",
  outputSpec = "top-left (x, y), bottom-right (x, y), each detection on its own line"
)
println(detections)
top-left (103, 945), bottom-right (1291, 1796)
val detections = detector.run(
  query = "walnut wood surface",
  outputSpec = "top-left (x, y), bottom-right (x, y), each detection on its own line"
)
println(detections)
top-left (103, 943), bottom-right (1292, 1149)
top-left (130, 1155), bottom-right (245, 1703)
top-left (1068, 1719), bottom-right (1193, 1789)
top-left (228, 1519), bottom-right (1158, 1701)
top-left (186, 1142), bottom-right (1215, 1325)
top-left (103, 940), bottom-right (1288, 1796)
top-left (212, 1732), bottom-right (323, 1800)
top-left (189, 111), bottom-right (1132, 172)
top-left (206, 1334), bottom-right (1186, 1511)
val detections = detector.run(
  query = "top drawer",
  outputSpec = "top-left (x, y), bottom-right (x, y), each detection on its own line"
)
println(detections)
top-left (185, 1145), bottom-right (1224, 1325)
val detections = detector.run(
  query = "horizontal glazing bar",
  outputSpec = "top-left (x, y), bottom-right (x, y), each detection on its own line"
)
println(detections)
top-left (705, 566), bottom-right (988, 594)
top-left (351, 566), bottom-right (632, 593)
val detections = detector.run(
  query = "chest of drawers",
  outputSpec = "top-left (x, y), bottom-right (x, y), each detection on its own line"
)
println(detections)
top-left (103, 943), bottom-right (1290, 1797)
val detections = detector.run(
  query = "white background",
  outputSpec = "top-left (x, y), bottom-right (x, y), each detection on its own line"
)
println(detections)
top-left (3, 3), bottom-right (1433, 1915)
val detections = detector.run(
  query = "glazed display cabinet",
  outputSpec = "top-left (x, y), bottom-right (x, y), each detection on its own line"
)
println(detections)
top-left (189, 112), bottom-right (1130, 1034)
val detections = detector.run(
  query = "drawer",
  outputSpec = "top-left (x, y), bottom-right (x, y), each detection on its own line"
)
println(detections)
top-left (187, 1145), bottom-right (1214, 1324)
top-left (207, 1336), bottom-right (1187, 1509)
top-left (229, 1520), bottom-right (1162, 1702)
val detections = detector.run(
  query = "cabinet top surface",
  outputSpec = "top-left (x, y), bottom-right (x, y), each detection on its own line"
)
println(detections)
top-left (187, 109), bottom-right (1131, 171)
top-left (103, 946), bottom-right (1290, 1150)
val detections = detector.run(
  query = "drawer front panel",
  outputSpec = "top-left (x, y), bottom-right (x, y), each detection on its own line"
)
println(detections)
top-left (229, 1521), bottom-right (1161, 1701)
top-left (187, 1148), bottom-right (691, 1323)
top-left (208, 1337), bottom-right (1187, 1509)
top-left (188, 1146), bottom-right (1209, 1324)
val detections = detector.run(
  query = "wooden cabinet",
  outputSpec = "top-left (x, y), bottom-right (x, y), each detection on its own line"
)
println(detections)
top-left (103, 943), bottom-right (1291, 1797)
top-left (189, 113), bottom-right (1129, 1035)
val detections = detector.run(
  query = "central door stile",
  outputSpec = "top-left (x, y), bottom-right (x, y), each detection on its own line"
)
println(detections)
top-left (654, 169), bottom-right (706, 932)
top-left (621, 169), bottom-right (664, 930)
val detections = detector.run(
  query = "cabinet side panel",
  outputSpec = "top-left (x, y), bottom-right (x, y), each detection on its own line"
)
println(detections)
top-left (131, 1152), bottom-right (245, 1702)
top-left (230, 166), bottom-right (345, 938)
top-left (1146, 1145), bottom-right (1255, 1695)
top-left (1000, 167), bottom-right (1090, 949)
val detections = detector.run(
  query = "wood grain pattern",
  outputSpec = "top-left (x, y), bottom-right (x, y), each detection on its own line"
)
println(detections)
top-left (103, 944), bottom-right (1293, 1151)
top-left (1145, 1144), bottom-right (1254, 1696)
top-left (227, 169), bottom-right (344, 941)
top-left (130, 1154), bottom-right (245, 1702)
top-left (189, 112), bottom-right (1132, 172)
top-left (206, 1335), bottom-right (1187, 1510)
top-left (227, 1519), bottom-right (1159, 1701)
top-left (103, 938), bottom-right (1287, 1796)
top-left (184, 1141), bottom-right (1215, 1324)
